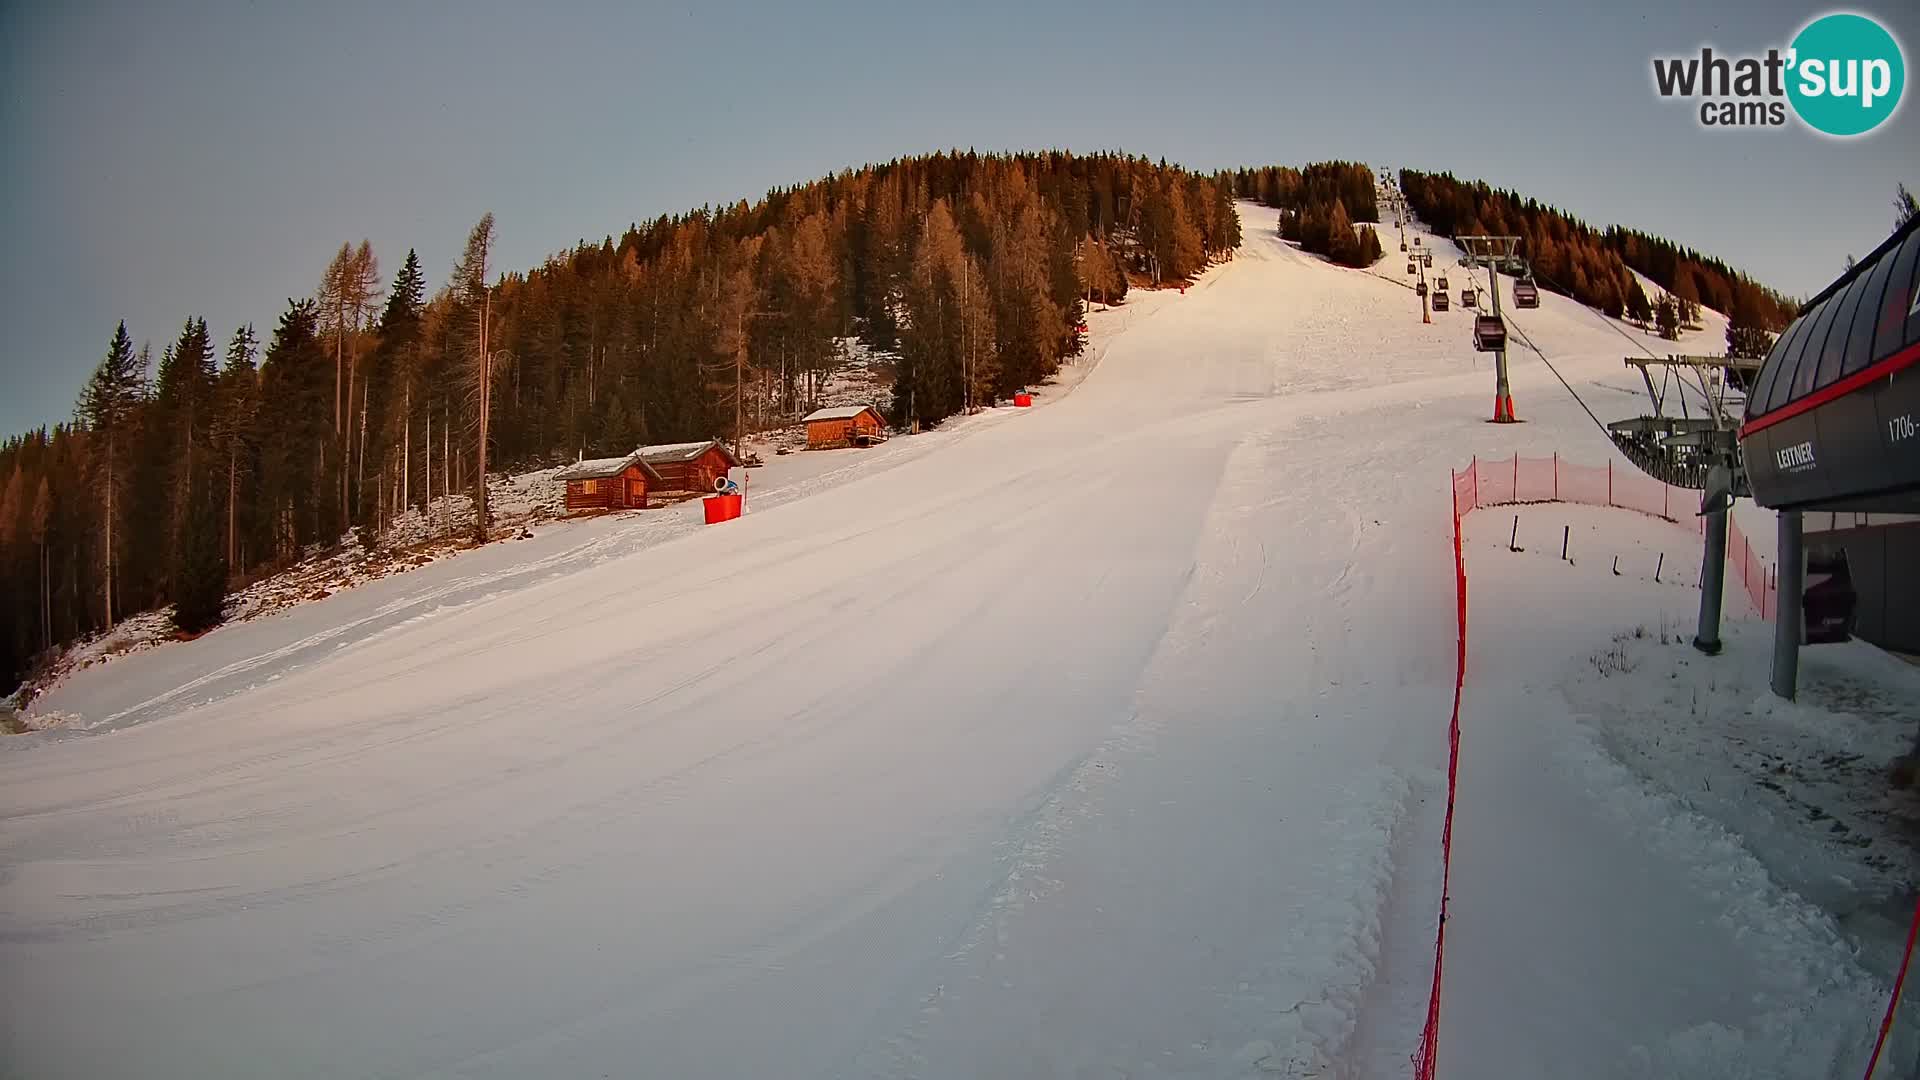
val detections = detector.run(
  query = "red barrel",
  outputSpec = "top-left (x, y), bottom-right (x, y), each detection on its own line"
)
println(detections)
top-left (1013, 392), bottom-right (1033, 407)
top-left (703, 493), bottom-right (743, 524)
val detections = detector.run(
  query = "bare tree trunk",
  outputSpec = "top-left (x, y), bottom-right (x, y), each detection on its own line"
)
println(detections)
top-left (474, 292), bottom-right (491, 543)
top-left (103, 431), bottom-right (115, 627)
top-left (342, 355), bottom-right (352, 535)
top-left (357, 386), bottom-right (368, 526)
top-left (227, 449), bottom-right (237, 568)
top-left (425, 406), bottom-right (432, 518)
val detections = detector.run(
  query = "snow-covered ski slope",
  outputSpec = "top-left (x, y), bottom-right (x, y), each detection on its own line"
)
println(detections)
top-left (2, 202), bottom-right (1863, 1079)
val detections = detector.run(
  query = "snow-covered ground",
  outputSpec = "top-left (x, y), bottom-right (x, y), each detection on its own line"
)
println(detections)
top-left (1, 201), bottom-right (1904, 1078)
top-left (1445, 502), bottom-right (1910, 1077)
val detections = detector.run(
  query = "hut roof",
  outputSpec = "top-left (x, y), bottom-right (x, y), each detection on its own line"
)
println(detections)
top-left (637, 440), bottom-right (739, 466)
top-left (802, 405), bottom-right (884, 424)
top-left (553, 451), bottom-right (663, 483)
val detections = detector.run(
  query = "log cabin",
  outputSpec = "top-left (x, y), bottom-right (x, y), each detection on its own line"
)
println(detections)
top-left (802, 405), bottom-right (888, 450)
top-left (554, 451), bottom-right (663, 514)
top-left (637, 440), bottom-right (741, 494)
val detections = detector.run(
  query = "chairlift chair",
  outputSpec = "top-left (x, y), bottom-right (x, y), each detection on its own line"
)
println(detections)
top-left (1513, 279), bottom-right (1540, 309)
top-left (1460, 287), bottom-right (1478, 308)
top-left (1432, 290), bottom-right (1450, 311)
top-left (1471, 313), bottom-right (1506, 352)
top-left (1803, 548), bottom-right (1857, 644)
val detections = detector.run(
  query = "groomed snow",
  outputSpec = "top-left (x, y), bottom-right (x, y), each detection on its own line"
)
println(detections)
top-left (1, 200), bottom-right (1897, 1079)
top-left (1443, 502), bottom-right (1897, 1077)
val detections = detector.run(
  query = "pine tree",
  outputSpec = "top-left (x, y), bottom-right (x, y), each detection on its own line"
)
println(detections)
top-left (171, 474), bottom-right (226, 635)
top-left (148, 318), bottom-right (218, 590)
top-left (1655, 295), bottom-right (1680, 340)
top-left (257, 299), bottom-right (330, 557)
top-left (1625, 280), bottom-right (1654, 326)
top-left (76, 322), bottom-right (145, 625)
top-left (1725, 294), bottom-right (1777, 360)
top-left (1895, 183), bottom-right (1917, 230)
top-left (213, 325), bottom-right (260, 569)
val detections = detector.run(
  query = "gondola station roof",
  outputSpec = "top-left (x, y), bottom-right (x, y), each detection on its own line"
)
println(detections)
top-left (1740, 216), bottom-right (1920, 513)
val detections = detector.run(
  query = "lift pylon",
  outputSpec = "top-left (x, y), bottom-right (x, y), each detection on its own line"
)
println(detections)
top-left (1458, 235), bottom-right (1522, 422)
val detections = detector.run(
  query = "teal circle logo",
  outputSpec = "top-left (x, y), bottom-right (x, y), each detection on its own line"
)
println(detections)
top-left (1787, 13), bottom-right (1905, 136)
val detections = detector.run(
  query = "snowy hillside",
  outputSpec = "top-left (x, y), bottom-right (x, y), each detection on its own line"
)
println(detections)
top-left (1, 201), bottom-right (1903, 1079)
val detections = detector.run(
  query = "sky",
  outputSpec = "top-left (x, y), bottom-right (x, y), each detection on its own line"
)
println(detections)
top-left (2, 0), bottom-right (1916, 435)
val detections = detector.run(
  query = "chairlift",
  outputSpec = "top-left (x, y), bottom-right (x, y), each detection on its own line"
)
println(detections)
top-left (1422, 252), bottom-right (1433, 268)
top-left (1436, 274), bottom-right (1449, 291)
top-left (1432, 290), bottom-right (1450, 311)
top-left (1400, 241), bottom-right (1408, 252)
top-left (1472, 313), bottom-right (1506, 352)
top-left (1412, 236), bottom-right (1422, 247)
top-left (1804, 548), bottom-right (1857, 644)
top-left (1460, 287), bottom-right (1478, 308)
top-left (1513, 279), bottom-right (1540, 309)
top-left (1416, 281), bottom-right (1428, 297)
top-left (1406, 261), bottom-right (1417, 274)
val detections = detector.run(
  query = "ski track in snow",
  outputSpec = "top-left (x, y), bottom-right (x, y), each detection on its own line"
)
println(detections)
top-left (0, 202), bottom-right (1881, 1079)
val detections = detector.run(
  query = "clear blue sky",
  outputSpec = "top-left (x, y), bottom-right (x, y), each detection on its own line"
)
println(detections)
top-left (3, 0), bottom-right (1915, 435)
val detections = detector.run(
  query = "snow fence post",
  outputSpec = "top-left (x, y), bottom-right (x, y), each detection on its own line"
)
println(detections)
top-left (1607, 460), bottom-right (1614, 507)
top-left (1552, 452), bottom-right (1559, 500)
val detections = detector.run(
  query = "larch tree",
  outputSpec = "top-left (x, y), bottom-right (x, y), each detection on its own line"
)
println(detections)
top-left (449, 214), bottom-right (497, 542)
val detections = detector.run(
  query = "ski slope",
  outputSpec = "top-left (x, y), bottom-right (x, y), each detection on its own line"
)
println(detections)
top-left (0, 203), bottom-right (1882, 1078)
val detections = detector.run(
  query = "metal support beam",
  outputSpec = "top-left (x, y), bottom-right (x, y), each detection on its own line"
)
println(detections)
top-left (1771, 510), bottom-right (1804, 700)
top-left (1694, 506), bottom-right (1727, 654)
top-left (1459, 235), bottom-right (1521, 422)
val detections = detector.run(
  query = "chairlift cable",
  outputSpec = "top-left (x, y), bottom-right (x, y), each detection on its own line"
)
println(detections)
top-left (1518, 262), bottom-right (1715, 417)
top-left (1501, 312), bottom-right (1613, 440)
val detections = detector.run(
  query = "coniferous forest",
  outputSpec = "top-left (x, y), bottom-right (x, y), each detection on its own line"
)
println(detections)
top-left (1223, 163), bottom-right (1386, 268)
top-left (0, 151), bottom-right (1244, 693)
top-left (1395, 169), bottom-right (1797, 340)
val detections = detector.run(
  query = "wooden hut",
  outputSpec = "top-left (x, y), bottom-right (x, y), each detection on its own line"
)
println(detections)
top-left (802, 405), bottom-right (888, 450)
top-left (554, 451), bottom-right (663, 514)
top-left (638, 440), bottom-right (741, 494)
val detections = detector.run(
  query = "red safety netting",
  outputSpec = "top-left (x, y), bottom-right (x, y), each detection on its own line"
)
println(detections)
top-left (1436, 455), bottom-right (1915, 1077)
top-left (1864, 897), bottom-right (1920, 1078)
top-left (1418, 470), bottom-right (1471, 1080)
top-left (1453, 453), bottom-right (1697, 525)
top-left (1422, 453), bottom-right (1774, 1077)
top-left (1726, 515), bottom-right (1779, 621)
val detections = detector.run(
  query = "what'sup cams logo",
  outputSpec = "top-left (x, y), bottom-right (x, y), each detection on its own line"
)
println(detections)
top-left (1652, 12), bottom-right (1905, 136)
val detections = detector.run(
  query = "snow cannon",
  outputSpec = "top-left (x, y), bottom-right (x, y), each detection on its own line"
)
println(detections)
top-left (703, 492), bottom-right (743, 524)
